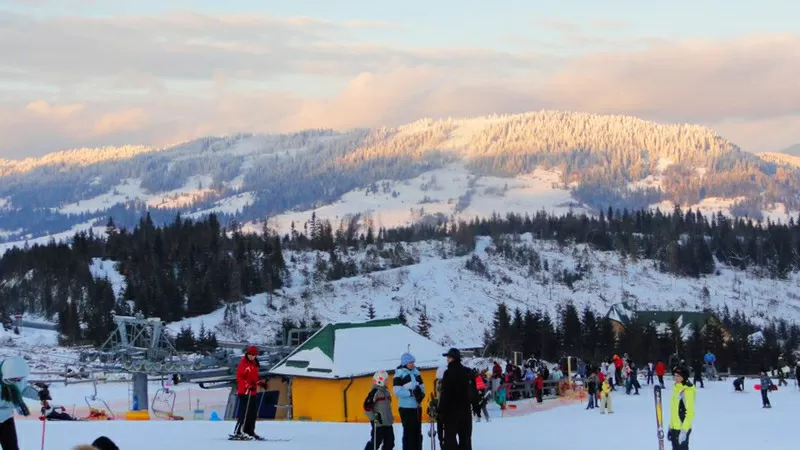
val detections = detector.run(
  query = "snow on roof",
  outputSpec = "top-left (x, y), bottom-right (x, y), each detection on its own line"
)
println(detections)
top-left (270, 318), bottom-right (448, 379)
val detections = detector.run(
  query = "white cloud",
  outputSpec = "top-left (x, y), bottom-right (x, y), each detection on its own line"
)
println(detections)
top-left (0, 10), bottom-right (798, 157)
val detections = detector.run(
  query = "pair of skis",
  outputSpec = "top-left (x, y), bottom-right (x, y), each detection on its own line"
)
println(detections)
top-left (654, 386), bottom-right (665, 450)
top-left (227, 434), bottom-right (290, 442)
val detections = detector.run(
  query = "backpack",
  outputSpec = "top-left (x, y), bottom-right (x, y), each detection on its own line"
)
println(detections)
top-left (363, 388), bottom-right (377, 413)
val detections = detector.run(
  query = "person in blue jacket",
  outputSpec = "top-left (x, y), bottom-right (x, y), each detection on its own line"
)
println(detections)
top-left (393, 352), bottom-right (425, 450)
top-left (0, 356), bottom-right (38, 450)
top-left (703, 351), bottom-right (717, 380)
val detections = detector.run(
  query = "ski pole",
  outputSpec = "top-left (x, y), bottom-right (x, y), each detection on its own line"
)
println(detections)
top-left (40, 415), bottom-right (46, 450)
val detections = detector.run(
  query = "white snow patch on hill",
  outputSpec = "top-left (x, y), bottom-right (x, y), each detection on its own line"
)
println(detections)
top-left (88, 258), bottom-right (126, 299)
top-left (146, 174), bottom-right (215, 209)
top-left (168, 234), bottom-right (800, 348)
top-left (57, 178), bottom-right (149, 215)
top-left (187, 192), bottom-right (255, 218)
top-left (266, 164), bottom-right (585, 235)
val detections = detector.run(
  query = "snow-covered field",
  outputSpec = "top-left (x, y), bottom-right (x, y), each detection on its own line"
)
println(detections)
top-left (10, 376), bottom-right (795, 449)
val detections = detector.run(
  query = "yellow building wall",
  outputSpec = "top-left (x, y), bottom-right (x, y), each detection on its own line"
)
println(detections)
top-left (290, 368), bottom-right (438, 423)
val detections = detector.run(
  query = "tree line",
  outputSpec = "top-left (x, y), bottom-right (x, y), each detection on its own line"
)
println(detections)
top-left (485, 302), bottom-right (798, 375)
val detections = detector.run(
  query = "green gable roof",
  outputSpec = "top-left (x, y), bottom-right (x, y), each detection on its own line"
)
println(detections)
top-left (289, 318), bottom-right (402, 362)
top-left (607, 304), bottom-right (717, 332)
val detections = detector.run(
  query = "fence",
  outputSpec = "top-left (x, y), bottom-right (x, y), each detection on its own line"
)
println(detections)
top-left (492, 379), bottom-right (586, 418)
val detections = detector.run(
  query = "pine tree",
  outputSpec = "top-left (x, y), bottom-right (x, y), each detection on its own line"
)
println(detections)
top-left (417, 307), bottom-right (431, 338)
top-left (367, 303), bottom-right (376, 320)
top-left (397, 306), bottom-right (407, 325)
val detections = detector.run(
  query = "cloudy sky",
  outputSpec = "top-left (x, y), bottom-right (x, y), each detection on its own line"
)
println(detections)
top-left (1, 0), bottom-right (798, 158)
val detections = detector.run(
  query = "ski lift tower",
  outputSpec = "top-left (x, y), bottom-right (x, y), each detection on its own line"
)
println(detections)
top-left (96, 311), bottom-right (195, 412)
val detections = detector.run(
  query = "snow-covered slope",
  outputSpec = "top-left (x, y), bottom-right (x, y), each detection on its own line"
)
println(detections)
top-left (169, 234), bottom-right (800, 348)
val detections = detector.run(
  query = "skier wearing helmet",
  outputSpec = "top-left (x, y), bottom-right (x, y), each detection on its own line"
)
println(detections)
top-left (363, 370), bottom-right (394, 450)
top-left (0, 356), bottom-right (38, 450)
top-left (231, 346), bottom-right (266, 441)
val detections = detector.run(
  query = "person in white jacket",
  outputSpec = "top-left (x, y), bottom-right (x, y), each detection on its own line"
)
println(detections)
top-left (0, 356), bottom-right (39, 450)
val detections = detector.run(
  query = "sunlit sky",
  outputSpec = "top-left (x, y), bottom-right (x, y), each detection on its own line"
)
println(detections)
top-left (1, 0), bottom-right (798, 157)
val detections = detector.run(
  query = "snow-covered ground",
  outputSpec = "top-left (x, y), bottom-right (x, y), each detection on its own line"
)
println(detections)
top-left (10, 376), bottom-right (795, 449)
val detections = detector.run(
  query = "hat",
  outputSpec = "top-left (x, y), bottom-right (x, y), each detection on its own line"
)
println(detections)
top-left (91, 436), bottom-right (119, 450)
top-left (400, 352), bottom-right (416, 366)
top-left (246, 346), bottom-right (259, 355)
top-left (672, 366), bottom-right (690, 380)
top-left (0, 356), bottom-right (29, 384)
top-left (372, 370), bottom-right (389, 387)
top-left (442, 348), bottom-right (461, 360)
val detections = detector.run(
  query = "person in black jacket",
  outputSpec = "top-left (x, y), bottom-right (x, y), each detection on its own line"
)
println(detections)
top-left (438, 348), bottom-right (475, 450)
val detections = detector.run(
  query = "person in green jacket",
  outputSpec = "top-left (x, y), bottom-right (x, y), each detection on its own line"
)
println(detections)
top-left (668, 366), bottom-right (696, 450)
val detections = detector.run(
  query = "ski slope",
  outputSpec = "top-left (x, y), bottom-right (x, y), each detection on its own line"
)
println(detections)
top-left (12, 376), bottom-right (795, 449)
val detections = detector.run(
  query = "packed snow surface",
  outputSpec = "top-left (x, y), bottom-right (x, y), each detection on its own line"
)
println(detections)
top-left (10, 376), bottom-right (794, 449)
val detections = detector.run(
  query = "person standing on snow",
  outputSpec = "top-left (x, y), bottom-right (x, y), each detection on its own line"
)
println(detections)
top-left (655, 360), bottom-right (666, 388)
top-left (0, 356), bottom-right (38, 450)
top-left (585, 369), bottom-right (599, 409)
top-left (393, 352), bottom-right (425, 450)
top-left (703, 350), bottom-right (716, 380)
top-left (599, 377), bottom-right (613, 414)
top-left (232, 346), bottom-right (266, 440)
top-left (427, 366), bottom-right (445, 449)
top-left (795, 362), bottom-right (800, 389)
top-left (759, 371), bottom-right (773, 408)
top-left (438, 348), bottom-right (475, 450)
top-left (364, 370), bottom-right (395, 450)
top-left (668, 366), bottom-right (696, 450)
top-left (646, 362), bottom-right (654, 385)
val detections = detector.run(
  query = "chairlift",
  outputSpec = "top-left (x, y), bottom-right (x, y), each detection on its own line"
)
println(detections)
top-left (84, 376), bottom-right (114, 420)
top-left (151, 377), bottom-right (183, 420)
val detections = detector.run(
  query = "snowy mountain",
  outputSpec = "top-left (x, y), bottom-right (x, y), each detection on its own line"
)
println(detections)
top-left (1, 111), bottom-right (799, 247)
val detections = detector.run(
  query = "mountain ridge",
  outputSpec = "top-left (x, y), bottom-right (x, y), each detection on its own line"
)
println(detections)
top-left (0, 110), bottom-right (797, 244)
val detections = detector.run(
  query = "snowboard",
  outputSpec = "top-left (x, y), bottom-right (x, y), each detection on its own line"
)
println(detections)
top-left (654, 386), bottom-right (665, 450)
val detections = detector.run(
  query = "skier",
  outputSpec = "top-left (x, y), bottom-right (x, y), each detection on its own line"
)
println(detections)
top-left (703, 350), bottom-right (716, 380)
top-left (628, 362), bottom-right (641, 395)
top-left (691, 361), bottom-right (704, 388)
top-left (585, 369), bottom-right (599, 409)
top-left (732, 376), bottom-right (745, 392)
top-left (667, 366), bottom-right (695, 450)
top-left (232, 346), bottom-right (266, 440)
top-left (438, 348), bottom-right (475, 450)
top-left (35, 383), bottom-right (78, 421)
top-left (655, 360), bottom-right (666, 388)
top-left (795, 362), bottom-right (800, 389)
top-left (393, 352), bottom-right (424, 450)
top-left (646, 362), bottom-right (654, 385)
top-left (0, 356), bottom-right (38, 450)
top-left (599, 377), bottom-right (613, 414)
top-left (472, 371), bottom-right (491, 422)
top-left (759, 371), bottom-right (773, 408)
top-left (364, 370), bottom-right (395, 450)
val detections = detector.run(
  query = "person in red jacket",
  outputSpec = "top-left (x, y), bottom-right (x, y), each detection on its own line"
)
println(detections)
top-left (655, 361), bottom-right (666, 388)
top-left (232, 346), bottom-right (265, 440)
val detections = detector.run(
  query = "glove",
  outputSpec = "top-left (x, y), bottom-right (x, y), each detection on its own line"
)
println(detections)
top-left (374, 411), bottom-right (383, 425)
top-left (257, 380), bottom-right (266, 388)
top-left (413, 386), bottom-right (424, 403)
top-left (678, 430), bottom-right (688, 444)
